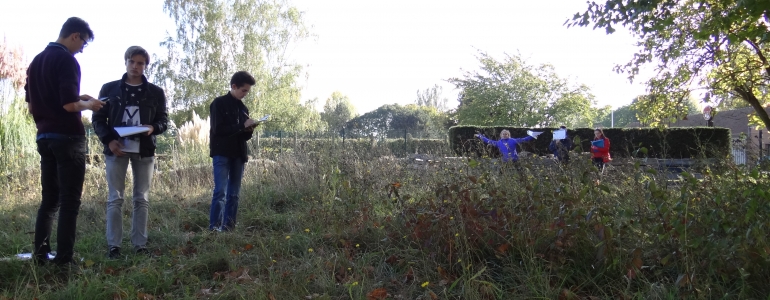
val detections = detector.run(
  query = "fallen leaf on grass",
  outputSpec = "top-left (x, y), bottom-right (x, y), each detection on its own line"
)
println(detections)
top-left (366, 288), bottom-right (388, 300)
top-left (363, 266), bottom-right (375, 278)
top-left (244, 244), bottom-right (254, 251)
top-left (112, 291), bottom-right (128, 300)
top-left (137, 292), bottom-right (156, 300)
top-left (180, 245), bottom-right (197, 256)
top-left (198, 289), bottom-right (214, 297)
top-left (627, 248), bottom-right (643, 279)
top-left (267, 292), bottom-right (276, 300)
top-left (385, 255), bottom-right (399, 265)
top-left (104, 267), bottom-right (119, 276)
top-left (84, 260), bottom-right (95, 267)
top-left (676, 273), bottom-right (690, 287)
top-left (334, 267), bottom-right (348, 283)
top-left (428, 291), bottom-right (438, 300)
top-left (403, 267), bottom-right (414, 284)
top-left (213, 267), bottom-right (251, 282)
top-left (558, 288), bottom-right (577, 300)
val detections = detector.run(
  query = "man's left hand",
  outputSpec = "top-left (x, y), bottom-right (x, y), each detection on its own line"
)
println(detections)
top-left (142, 125), bottom-right (154, 136)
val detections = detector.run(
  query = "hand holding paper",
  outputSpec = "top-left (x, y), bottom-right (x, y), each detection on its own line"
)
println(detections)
top-left (527, 130), bottom-right (543, 139)
top-left (552, 129), bottom-right (566, 140)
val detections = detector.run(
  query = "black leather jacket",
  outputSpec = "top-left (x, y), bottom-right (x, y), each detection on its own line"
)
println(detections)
top-left (92, 74), bottom-right (169, 157)
top-left (209, 92), bottom-right (253, 162)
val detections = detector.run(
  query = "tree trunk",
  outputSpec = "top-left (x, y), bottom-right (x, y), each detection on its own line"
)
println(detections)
top-left (734, 86), bottom-right (770, 132)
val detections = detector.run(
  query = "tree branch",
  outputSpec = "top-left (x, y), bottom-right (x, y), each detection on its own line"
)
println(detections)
top-left (745, 39), bottom-right (770, 79)
top-left (733, 85), bottom-right (770, 131)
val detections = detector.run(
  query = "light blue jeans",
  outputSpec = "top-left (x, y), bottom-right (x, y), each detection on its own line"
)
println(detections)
top-left (105, 154), bottom-right (155, 250)
top-left (209, 156), bottom-right (245, 231)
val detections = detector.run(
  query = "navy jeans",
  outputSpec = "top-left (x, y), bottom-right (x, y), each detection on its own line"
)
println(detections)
top-left (209, 156), bottom-right (245, 231)
top-left (34, 135), bottom-right (86, 264)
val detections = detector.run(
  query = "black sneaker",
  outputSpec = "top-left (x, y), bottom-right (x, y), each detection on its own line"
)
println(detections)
top-left (54, 260), bottom-right (83, 276)
top-left (135, 247), bottom-right (150, 256)
top-left (33, 253), bottom-right (50, 266)
top-left (107, 247), bottom-right (121, 259)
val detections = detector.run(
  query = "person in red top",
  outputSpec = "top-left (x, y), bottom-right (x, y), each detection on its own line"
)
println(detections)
top-left (591, 128), bottom-right (611, 170)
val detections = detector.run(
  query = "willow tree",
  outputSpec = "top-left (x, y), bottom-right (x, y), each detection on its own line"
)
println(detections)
top-left (151, 0), bottom-right (321, 132)
top-left (569, 0), bottom-right (770, 129)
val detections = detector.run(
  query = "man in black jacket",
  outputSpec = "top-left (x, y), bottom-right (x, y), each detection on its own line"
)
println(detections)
top-left (208, 71), bottom-right (258, 231)
top-left (25, 17), bottom-right (102, 267)
top-left (92, 46), bottom-right (168, 259)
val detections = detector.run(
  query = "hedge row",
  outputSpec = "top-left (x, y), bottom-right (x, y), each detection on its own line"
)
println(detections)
top-left (448, 126), bottom-right (731, 159)
top-left (252, 137), bottom-right (453, 158)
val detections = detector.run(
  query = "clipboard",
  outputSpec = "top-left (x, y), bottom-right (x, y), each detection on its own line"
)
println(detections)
top-left (591, 139), bottom-right (605, 148)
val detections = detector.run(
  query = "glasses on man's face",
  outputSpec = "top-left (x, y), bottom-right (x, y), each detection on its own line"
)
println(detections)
top-left (79, 35), bottom-right (89, 48)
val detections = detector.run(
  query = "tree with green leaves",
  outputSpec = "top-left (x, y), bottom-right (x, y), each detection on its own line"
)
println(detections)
top-left (598, 105), bottom-right (634, 128)
top-left (448, 51), bottom-right (600, 128)
top-left (569, 0), bottom-right (770, 129)
top-left (415, 84), bottom-right (449, 111)
top-left (320, 91), bottom-right (357, 132)
top-left (345, 104), bottom-right (448, 139)
top-left (596, 95), bottom-right (700, 128)
top-left (150, 0), bottom-right (319, 132)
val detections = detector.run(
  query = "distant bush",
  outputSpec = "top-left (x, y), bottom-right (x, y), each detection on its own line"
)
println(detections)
top-left (255, 137), bottom-right (452, 159)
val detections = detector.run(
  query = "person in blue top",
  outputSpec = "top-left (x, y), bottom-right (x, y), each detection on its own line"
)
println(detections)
top-left (475, 129), bottom-right (535, 162)
top-left (548, 126), bottom-right (573, 163)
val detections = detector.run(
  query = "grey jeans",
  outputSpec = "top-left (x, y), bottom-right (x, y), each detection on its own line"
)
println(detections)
top-left (105, 154), bottom-right (155, 250)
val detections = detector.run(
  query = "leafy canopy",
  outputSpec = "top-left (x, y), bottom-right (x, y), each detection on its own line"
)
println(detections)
top-left (569, 0), bottom-right (770, 129)
top-left (448, 51), bottom-right (600, 128)
top-left (151, 0), bottom-right (321, 132)
top-left (345, 104), bottom-right (448, 139)
top-left (320, 91), bottom-right (357, 132)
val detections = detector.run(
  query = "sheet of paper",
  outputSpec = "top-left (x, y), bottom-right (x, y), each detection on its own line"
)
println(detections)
top-left (527, 130), bottom-right (543, 138)
top-left (0, 252), bottom-right (56, 261)
top-left (552, 129), bottom-right (566, 140)
top-left (258, 114), bottom-right (270, 122)
top-left (114, 126), bottom-right (150, 137)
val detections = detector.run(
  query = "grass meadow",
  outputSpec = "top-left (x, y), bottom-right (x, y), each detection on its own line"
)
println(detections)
top-left (1, 99), bottom-right (770, 299)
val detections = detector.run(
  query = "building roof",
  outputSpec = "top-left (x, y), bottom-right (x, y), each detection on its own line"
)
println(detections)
top-left (626, 106), bottom-right (769, 137)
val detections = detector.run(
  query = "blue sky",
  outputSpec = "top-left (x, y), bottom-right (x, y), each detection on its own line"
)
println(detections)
top-left (1, 0), bottom-right (653, 114)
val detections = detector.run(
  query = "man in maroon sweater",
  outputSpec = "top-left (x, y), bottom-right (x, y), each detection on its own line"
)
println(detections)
top-left (24, 17), bottom-right (103, 267)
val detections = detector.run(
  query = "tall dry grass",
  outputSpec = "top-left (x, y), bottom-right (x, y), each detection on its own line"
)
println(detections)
top-left (0, 103), bottom-right (768, 298)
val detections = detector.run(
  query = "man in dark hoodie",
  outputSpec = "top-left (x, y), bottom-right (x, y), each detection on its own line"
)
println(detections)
top-left (208, 71), bottom-right (259, 231)
top-left (25, 17), bottom-right (103, 266)
top-left (92, 46), bottom-right (168, 259)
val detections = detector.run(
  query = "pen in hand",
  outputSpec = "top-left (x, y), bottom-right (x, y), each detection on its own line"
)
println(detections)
top-left (242, 111), bottom-right (258, 129)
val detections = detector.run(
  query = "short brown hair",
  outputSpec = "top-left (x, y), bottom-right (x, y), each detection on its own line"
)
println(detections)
top-left (124, 46), bottom-right (150, 65)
